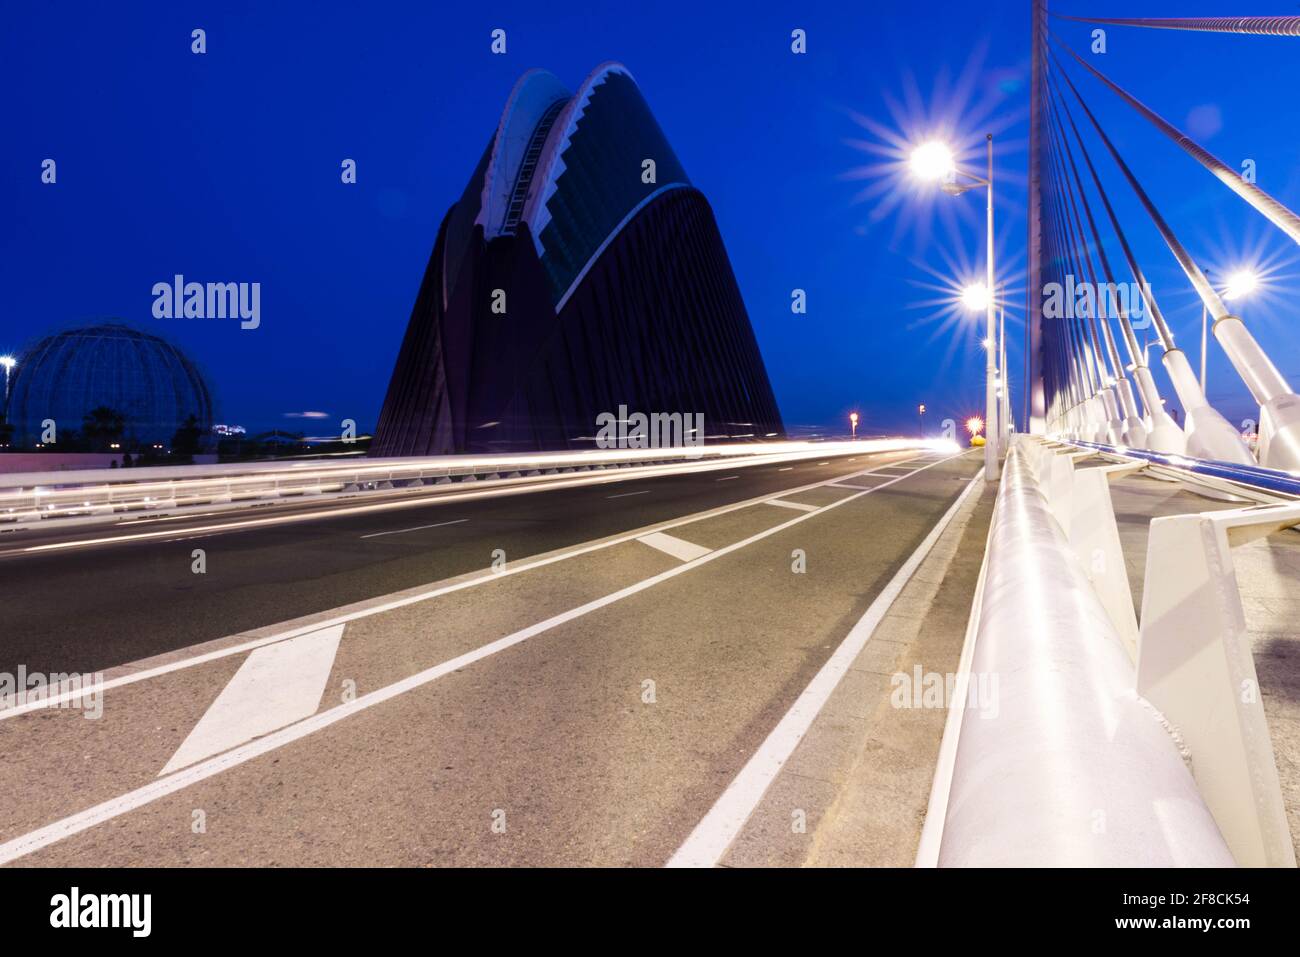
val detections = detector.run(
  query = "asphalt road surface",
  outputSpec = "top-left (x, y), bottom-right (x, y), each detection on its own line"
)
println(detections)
top-left (0, 447), bottom-right (980, 867)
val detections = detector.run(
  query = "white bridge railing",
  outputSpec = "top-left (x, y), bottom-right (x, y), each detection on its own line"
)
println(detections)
top-left (920, 433), bottom-right (1300, 866)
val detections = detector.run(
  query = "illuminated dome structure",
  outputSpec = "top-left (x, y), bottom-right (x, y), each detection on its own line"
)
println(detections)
top-left (373, 62), bottom-right (784, 454)
top-left (5, 322), bottom-right (214, 449)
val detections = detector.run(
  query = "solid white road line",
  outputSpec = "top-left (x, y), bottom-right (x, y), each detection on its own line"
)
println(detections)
top-left (763, 499), bottom-right (817, 513)
top-left (665, 470), bottom-right (984, 868)
top-left (359, 518), bottom-right (468, 539)
top-left (160, 625), bottom-right (344, 775)
top-left (606, 490), bottom-right (650, 499)
top-left (0, 453), bottom-right (926, 721)
top-left (831, 481), bottom-right (886, 491)
top-left (0, 452), bottom-right (968, 864)
top-left (637, 531), bottom-right (712, 563)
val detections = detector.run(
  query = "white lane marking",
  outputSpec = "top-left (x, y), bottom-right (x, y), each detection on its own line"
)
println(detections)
top-left (606, 490), bottom-right (650, 499)
top-left (360, 518), bottom-right (468, 540)
top-left (778, 467), bottom-right (794, 472)
top-left (715, 475), bottom-right (738, 482)
top-left (0, 453), bottom-right (929, 720)
top-left (637, 531), bottom-right (712, 563)
top-left (818, 461), bottom-right (830, 465)
top-left (666, 471), bottom-right (983, 869)
top-left (159, 625), bottom-right (344, 775)
top-left (0, 451), bottom-right (967, 865)
top-left (832, 481), bottom-right (886, 491)
top-left (764, 499), bottom-right (817, 513)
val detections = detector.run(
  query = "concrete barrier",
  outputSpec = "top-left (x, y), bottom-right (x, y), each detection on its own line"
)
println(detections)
top-left (930, 436), bottom-right (1233, 866)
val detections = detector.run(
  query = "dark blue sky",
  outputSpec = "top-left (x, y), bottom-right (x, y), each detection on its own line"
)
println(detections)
top-left (4, 1), bottom-right (1298, 436)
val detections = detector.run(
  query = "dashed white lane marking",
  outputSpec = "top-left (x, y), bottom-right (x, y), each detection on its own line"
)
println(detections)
top-left (0, 451), bottom-right (967, 866)
top-left (666, 470), bottom-right (984, 868)
top-left (778, 467), bottom-right (794, 472)
top-left (160, 625), bottom-right (344, 775)
top-left (764, 499), bottom-right (817, 513)
top-left (606, 490), bottom-right (650, 499)
top-left (636, 531), bottom-right (712, 563)
top-left (715, 475), bottom-right (739, 482)
top-left (360, 518), bottom-right (468, 540)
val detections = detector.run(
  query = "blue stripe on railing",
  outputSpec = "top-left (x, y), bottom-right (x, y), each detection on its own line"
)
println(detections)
top-left (1070, 440), bottom-right (1300, 497)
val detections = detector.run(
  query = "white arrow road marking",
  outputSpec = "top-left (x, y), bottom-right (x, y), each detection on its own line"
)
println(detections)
top-left (636, 531), bottom-right (712, 563)
top-left (159, 624), bottom-right (344, 775)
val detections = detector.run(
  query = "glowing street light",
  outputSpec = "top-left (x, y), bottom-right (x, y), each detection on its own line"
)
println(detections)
top-left (961, 282), bottom-right (991, 313)
top-left (909, 141), bottom-right (956, 182)
top-left (849, 411), bottom-right (859, 440)
top-left (1223, 269), bottom-right (1259, 302)
top-left (966, 416), bottom-right (984, 437)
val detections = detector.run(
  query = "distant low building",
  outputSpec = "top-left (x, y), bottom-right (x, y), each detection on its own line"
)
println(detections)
top-left (5, 322), bottom-right (215, 451)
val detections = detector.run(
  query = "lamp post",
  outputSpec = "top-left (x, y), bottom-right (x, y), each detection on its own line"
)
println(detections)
top-left (999, 291), bottom-right (1011, 443)
top-left (849, 411), bottom-right (859, 441)
top-left (911, 135), bottom-right (999, 480)
top-left (1214, 269), bottom-right (1259, 392)
top-left (918, 403), bottom-right (926, 439)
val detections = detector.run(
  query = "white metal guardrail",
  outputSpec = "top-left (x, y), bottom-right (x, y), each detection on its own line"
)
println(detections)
top-left (923, 435), bottom-right (1236, 866)
top-left (0, 439), bottom-right (949, 531)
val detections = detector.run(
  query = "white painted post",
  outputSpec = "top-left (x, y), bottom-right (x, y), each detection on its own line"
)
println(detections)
top-left (1137, 504), bottom-right (1300, 867)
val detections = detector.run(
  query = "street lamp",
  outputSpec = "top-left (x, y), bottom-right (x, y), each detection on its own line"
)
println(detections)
top-left (961, 282), bottom-right (990, 312)
top-left (1202, 269), bottom-right (1259, 391)
top-left (912, 135), bottom-right (999, 480)
top-left (849, 411), bottom-right (859, 440)
top-left (909, 141), bottom-right (956, 182)
top-left (918, 403), bottom-right (926, 439)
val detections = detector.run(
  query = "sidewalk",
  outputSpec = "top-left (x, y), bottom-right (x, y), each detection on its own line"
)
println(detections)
top-left (1107, 471), bottom-right (1300, 864)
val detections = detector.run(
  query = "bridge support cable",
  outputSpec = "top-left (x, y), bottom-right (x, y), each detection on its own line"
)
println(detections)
top-left (1050, 46), bottom-right (1293, 465)
top-left (1045, 147), bottom-right (1107, 439)
top-left (1044, 121), bottom-right (1116, 438)
top-left (1050, 77), bottom-right (1190, 452)
top-left (1045, 98), bottom-right (1131, 444)
top-left (1034, 151), bottom-right (1086, 431)
top-left (1046, 82), bottom-right (1183, 449)
top-left (1053, 33), bottom-right (1300, 248)
top-left (1042, 125), bottom-right (1097, 415)
top-left (1052, 14), bottom-right (1300, 38)
top-left (1047, 81), bottom-right (1185, 451)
